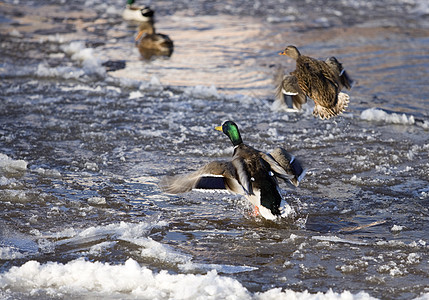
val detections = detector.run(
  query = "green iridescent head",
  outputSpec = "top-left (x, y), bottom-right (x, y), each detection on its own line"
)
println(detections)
top-left (215, 121), bottom-right (243, 146)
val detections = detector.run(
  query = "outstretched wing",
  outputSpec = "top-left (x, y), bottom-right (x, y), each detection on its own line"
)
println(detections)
top-left (275, 73), bottom-right (307, 110)
top-left (159, 161), bottom-right (244, 195)
top-left (268, 147), bottom-right (306, 187)
top-left (325, 56), bottom-right (353, 90)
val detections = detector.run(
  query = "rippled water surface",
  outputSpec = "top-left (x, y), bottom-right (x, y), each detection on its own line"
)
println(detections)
top-left (0, 0), bottom-right (428, 299)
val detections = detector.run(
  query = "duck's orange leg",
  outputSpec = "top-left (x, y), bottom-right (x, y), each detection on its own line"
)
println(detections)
top-left (251, 205), bottom-right (260, 217)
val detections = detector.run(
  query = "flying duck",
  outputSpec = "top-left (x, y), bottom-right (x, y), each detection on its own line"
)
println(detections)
top-left (159, 121), bottom-right (306, 220)
top-left (278, 45), bottom-right (353, 119)
top-left (122, 0), bottom-right (154, 22)
top-left (135, 21), bottom-right (174, 59)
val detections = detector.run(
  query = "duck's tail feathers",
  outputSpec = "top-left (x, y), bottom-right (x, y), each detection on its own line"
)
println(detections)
top-left (313, 92), bottom-right (349, 119)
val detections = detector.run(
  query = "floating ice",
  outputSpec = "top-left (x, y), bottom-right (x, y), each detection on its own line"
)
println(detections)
top-left (391, 225), bottom-right (404, 232)
top-left (0, 246), bottom-right (25, 260)
top-left (0, 258), bottom-right (378, 300)
top-left (89, 241), bottom-right (117, 255)
top-left (184, 84), bottom-right (219, 99)
top-left (360, 108), bottom-right (415, 125)
top-left (33, 167), bottom-right (62, 178)
top-left (9, 29), bottom-right (22, 37)
top-left (139, 75), bottom-right (163, 91)
top-left (36, 63), bottom-right (85, 80)
top-left (61, 41), bottom-right (106, 77)
top-left (312, 235), bottom-right (367, 246)
top-left (0, 153), bottom-right (27, 174)
top-left (87, 197), bottom-right (107, 205)
top-left (129, 90), bottom-right (143, 100)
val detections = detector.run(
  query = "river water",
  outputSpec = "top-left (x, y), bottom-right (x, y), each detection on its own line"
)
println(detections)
top-left (0, 0), bottom-right (428, 299)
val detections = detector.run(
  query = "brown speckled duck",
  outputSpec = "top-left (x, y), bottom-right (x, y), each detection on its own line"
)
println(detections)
top-left (278, 45), bottom-right (352, 119)
top-left (159, 121), bottom-right (306, 220)
top-left (135, 21), bottom-right (174, 59)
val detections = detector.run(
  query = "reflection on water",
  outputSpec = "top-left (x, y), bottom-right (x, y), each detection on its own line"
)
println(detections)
top-left (0, 0), bottom-right (428, 299)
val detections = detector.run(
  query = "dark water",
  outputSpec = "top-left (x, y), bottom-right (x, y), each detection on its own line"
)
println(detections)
top-left (0, 0), bottom-right (428, 299)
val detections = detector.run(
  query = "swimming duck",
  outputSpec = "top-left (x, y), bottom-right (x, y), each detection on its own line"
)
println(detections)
top-left (278, 45), bottom-right (352, 119)
top-left (135, 21), bottom-right (174, 59)
top-left (159, 121), bottom-right (306, 220)
top-left (123, 0), bottom-right (154, 22)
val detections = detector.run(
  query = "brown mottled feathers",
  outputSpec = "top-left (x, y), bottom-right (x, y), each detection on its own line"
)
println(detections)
top-left (136, 22), bottom-right (174, 59)
top-left (275, 70), bottom-right (307, 110)
top-left (279, 45), bottom-right (351, 119)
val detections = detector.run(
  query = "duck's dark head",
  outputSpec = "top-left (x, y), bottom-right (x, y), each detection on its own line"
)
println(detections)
top-left (279, 45), bottom-right (300, 60)
top-left (140, 7), bottom-right (154, 19)
top-left (215, 121), bottom-right (243, 146)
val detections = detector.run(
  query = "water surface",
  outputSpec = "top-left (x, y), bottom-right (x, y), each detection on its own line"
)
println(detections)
top-left (0, 0), bottom-right (428, 299)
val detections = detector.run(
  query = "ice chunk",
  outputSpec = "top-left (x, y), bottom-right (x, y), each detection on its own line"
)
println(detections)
top-left (0, 153), bottom-right (27, 173)
top-left (391, 225), bottom-right (404, 232)
top-left (360, 108), bottom-right (415, 125)
top-left (0, 259), bottom-right (377, 299)
top-left (184, 84), bottom-right (219, 99)
top-left (0, 246), bottom-right (25, 260)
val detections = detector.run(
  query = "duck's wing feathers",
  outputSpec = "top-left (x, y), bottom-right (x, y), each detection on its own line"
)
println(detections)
top-left (268, 148), bottom-right (306, 187)
top-left (231, 157), bottom-right (253, 195)
top-left (275, 72), bottom-right (307, 110)
top-left (325, 56), bottom-right (353, 90)
top-left (159, 161), bottom-right (244, 195)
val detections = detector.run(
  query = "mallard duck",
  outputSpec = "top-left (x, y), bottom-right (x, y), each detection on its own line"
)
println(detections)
top-left (159, 121), bottom-right (306, 220)
top-left (278, 45), bottom-right (352, 119)
top-left (123, 0), bottom-right (154, 22)
top-left (135, 22), bottom-right (174, 59)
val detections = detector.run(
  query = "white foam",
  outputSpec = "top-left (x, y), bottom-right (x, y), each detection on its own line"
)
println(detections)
top-left (360, 108), bottom-right (415, 125)
top-left (0, 258), bottom-right (378, 299)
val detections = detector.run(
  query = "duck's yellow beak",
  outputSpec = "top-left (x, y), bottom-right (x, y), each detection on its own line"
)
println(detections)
top-left (279, 51), bottom-right (286, 55)
top-left (135, 31), bottom-right (144, 42)
top-left (214, 125), bottom-right (223, 131)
